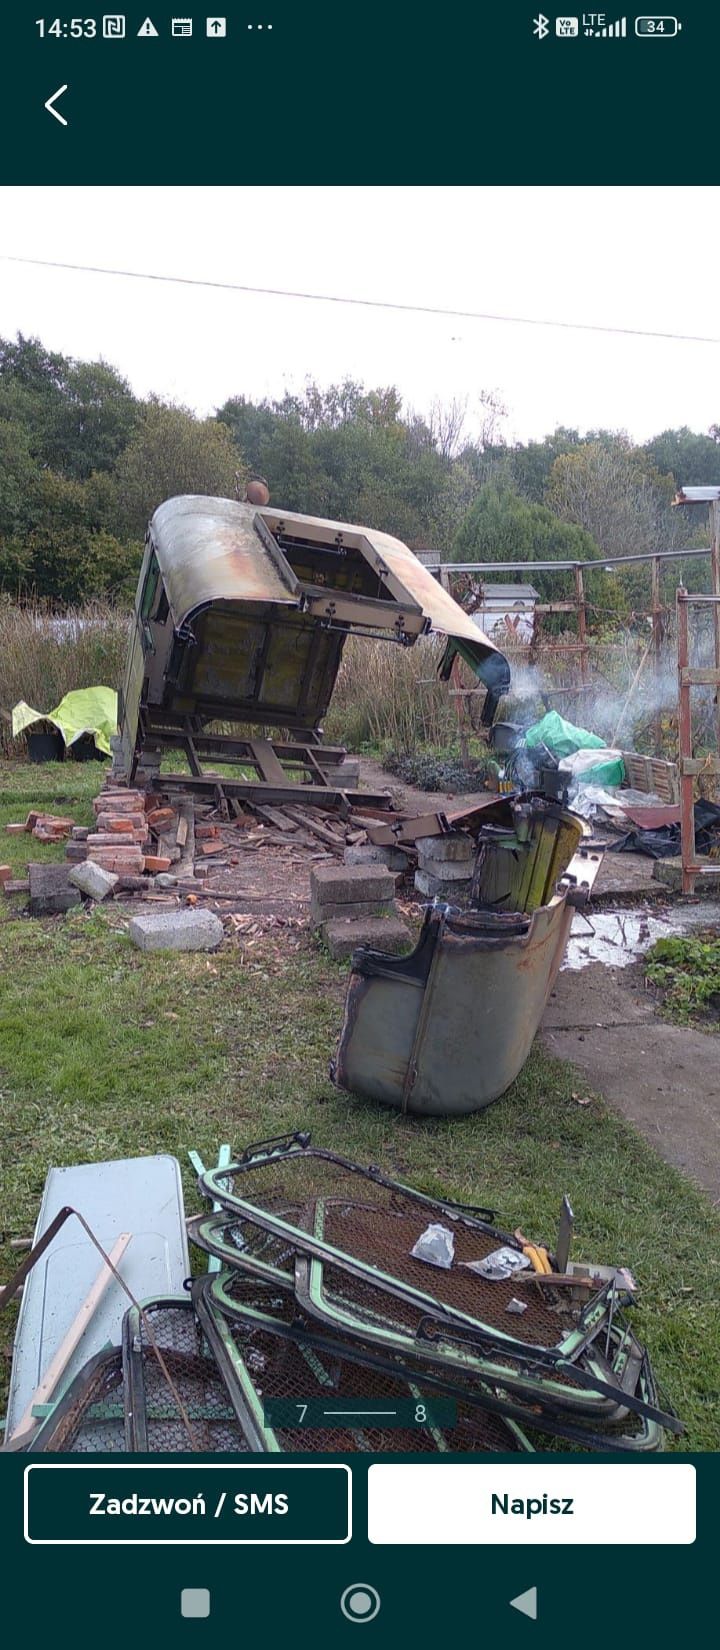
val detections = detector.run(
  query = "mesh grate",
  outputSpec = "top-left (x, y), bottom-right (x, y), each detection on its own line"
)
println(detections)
top-left (204, 1279), bottom-right (520, 1453)
top-left (206, 1150), bottom-right (501, 1235)
top-left (320, 1201), bottom-right (568, 1347)
top-left (127, 1299), bottom-right (249, 1453)
top-left (26, 1350), bottom-right (128, 1453)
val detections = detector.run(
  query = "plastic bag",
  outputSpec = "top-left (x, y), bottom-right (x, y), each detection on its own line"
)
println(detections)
top-left (462, 1245), bottom-right (530, 1282)
top-left (560, 747), bottom-right (625, 788)
top-left (524, 710), bottom-right (606, 760)
top-left (411, 1223), bottom-right (455, 1269)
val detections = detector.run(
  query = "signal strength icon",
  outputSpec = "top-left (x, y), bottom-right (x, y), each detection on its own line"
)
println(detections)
top-left (584, 14), bottom-right (627, 33)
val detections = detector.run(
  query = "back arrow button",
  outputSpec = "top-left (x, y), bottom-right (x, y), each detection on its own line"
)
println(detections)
top-left (45, 85), bottom-right (69, 126)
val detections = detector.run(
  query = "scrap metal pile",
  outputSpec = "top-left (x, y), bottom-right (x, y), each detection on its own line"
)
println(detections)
top-left (5, 1136), bottom-right (680, 1454)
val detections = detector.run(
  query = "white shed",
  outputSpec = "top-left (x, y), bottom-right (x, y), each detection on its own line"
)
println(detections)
top-left (471, 583), bottom-right (539, 642)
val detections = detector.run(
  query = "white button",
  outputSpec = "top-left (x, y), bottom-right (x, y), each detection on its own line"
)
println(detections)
top-left (367, 1464), bottom-right (695, 1546)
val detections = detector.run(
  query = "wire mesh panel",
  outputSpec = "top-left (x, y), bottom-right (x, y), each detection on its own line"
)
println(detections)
top-left (24, 1349), bottom-right (127, 1453)
top-left (123, 1298), bottom-right (250, 1453)
top-left (194, 1275), bottom-right (524, 1454)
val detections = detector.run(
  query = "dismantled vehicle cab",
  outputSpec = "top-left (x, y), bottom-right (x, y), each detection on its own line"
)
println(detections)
top-left (117, 495), bottom-right (510, 782)
top-left (333, 801), bottom-right (602, 1116)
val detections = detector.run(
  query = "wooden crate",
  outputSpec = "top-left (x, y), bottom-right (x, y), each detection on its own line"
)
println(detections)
top-left (622, 752), bottom-right (679, 804)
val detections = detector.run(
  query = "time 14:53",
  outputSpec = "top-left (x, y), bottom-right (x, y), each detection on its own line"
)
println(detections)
top-left (36, 18), bottom-right (98, 36)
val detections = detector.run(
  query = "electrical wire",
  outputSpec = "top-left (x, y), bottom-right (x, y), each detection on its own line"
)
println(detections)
top-left (2, 254), bottom-right (719, 346)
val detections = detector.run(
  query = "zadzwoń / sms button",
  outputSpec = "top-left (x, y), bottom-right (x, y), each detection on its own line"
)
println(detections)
top-left (25, 1464), bottom-right (351, 1545)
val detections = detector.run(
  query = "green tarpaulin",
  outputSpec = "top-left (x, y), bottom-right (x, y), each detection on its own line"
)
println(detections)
top-left (12, 686), bottom-right (118, 756)
top-left (524, 709), bottom-right (606, 761)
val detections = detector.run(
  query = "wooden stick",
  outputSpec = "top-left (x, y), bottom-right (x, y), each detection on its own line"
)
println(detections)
top-left (11, 1232), bottom-right (131, 1439)
top-left (611, 638), bottom-right (653, 746)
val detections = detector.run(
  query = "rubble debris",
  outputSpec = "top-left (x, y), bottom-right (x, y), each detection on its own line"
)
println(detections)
top-left (322, 915), bottom-right (413, 961)
top-left (68, 860), bottom-right (119, 902)
top-left (6, 812), bottom-right (74, 840)
top-left (129, 908), bottom-right (224, 953)
top-left (28, 862), bottom-right (82, 916)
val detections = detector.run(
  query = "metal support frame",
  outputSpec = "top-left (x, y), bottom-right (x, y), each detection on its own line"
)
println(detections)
top-left (676, 587), bottom-right (720, 893)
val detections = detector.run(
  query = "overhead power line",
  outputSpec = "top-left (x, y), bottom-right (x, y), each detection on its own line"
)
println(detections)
top-left (2, 254), bottom-right (719, 347)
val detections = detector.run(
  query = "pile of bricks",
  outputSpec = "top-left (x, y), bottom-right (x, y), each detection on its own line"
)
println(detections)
top-left (77, 788), bottom-right (151, 878)
top-left (5, 811), bottom-right (74, 842)
top-left (309, 861), bottom-right (411, 961)
top-left (414, 831), bottom-right (475, 903)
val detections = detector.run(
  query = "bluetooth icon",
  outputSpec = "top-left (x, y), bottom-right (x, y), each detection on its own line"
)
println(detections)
top-left (532, 13), bottom-right (550, 37)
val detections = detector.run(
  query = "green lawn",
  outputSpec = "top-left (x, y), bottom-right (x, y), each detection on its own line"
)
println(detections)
top-left (1, 760), bottom-right (719, 1448)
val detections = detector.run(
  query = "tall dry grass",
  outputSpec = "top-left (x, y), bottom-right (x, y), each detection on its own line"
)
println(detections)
top-left (0, 599), bottom-right (131, 758)
top-left (324, 635), bottom-right (459, 753)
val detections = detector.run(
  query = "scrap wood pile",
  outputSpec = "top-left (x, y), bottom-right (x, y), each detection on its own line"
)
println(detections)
top-left (5, 1135), bottom-right (680, 1455)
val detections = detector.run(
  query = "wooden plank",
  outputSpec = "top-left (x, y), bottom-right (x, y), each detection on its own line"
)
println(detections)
top-left (285, 806), bottom-right (346, 849)
top-left (11, 1233), bottom-right (131, 1440)
top-left (247, 739), bottom-right (288, 786)
top-left (251, 805), bottom-right (299, 831)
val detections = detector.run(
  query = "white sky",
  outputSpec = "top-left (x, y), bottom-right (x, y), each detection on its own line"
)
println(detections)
top-left (0, 185), bottom-right (719, 446)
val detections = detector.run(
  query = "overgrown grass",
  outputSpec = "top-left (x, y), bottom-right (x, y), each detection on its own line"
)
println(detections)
top-left (646, 932), bottom-right (720, 1029)
top-left (0, 600), bottom-right (129, 758)
top-left (1, 759), bottom-right (719, 1448)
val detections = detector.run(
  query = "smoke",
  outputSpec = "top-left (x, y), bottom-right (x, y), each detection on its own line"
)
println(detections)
top-left (501, 616), bottom-right (718, 752)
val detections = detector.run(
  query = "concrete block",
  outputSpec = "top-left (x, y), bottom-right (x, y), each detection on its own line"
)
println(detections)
top-left (416, 854), bottom-right (474, 882)
top-left (323, 915), bottom-right (413, 960)
top-left (129, 908), bottom-right (224, 952)
top-left (344, 843), bottom-right (410, 872)
top-left (311, 894), bottom-right (396, 926)
top-left (69, 860), bottom-right (119, 901)
top-left (310, 862), bottom-right (395, 908)
top-left (65, 842), bottom-right (89, 862)
top-left (28, 862), bottom-right (82, 916)
top-left (652, 859), bottom-right (720, 896)
top-left (416, 831), bottom-right (474, 863)
top-left (414, 868), bottom-right (472, 901)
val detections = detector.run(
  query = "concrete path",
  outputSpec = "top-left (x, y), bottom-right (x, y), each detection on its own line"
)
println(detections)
top-left (543, 963), bottom-right (720, 1205)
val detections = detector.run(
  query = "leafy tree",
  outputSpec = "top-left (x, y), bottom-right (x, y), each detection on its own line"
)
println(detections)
top-left (0, 333), bottom-right (140, 479)
top-left (642, 426), bottom-right (720, 489)
top-left (114, 401), bottom-right (245, 538)
top-left (451, 481), bottom-right (619, 621)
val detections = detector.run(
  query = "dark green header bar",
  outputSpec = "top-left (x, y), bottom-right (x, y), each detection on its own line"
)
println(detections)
top-left (1, 2), bottom-right (717, 184)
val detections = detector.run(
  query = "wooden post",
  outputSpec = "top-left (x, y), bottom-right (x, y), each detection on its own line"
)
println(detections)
top-left (677, 589), bottom-right (696, 895)
top-left (574, 565), bottom-right (588, 684)
top-left (711, 500), bottom-right (720, 749)
top-left (651, 555), bottom-right (663, 753)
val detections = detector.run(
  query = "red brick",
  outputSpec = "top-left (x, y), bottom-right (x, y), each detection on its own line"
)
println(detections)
top-left (143, 854), bottom-right (172, 873)
top-left (195, 824), bottom-right (220, 840)
top-left (0, 865), bottom-right (12, 884)
top-left (146, 808), bottom-right (177, 830)
top-left (96, 812), bottom-right (147, 832)
top-left (5, 822), bottom-right (29, 835)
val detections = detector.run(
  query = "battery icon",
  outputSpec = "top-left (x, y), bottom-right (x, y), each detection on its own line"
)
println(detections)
top-left (635, 16), bottom-right (681, 34)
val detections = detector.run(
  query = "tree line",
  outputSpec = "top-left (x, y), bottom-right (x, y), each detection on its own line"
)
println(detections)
top-left (0, 332), bottom-right (715, 615)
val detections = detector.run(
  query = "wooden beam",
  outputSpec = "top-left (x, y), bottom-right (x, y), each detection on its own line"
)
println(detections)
top-left (11, 1232), bottom-right (131, 1440)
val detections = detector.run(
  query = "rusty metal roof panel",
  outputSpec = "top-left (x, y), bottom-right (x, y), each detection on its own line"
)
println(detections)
top-left (149, 497), bottom-right (506, 670)
top-left (150, 496), bottom-right (297, 624)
